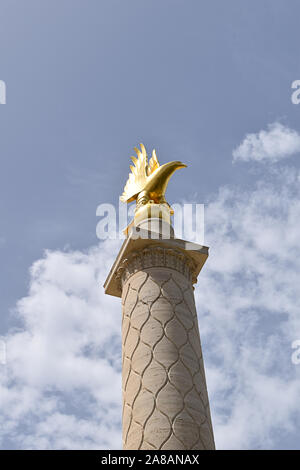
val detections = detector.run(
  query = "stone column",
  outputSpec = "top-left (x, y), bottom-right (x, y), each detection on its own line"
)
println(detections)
top-left (104, 231), bottom-right (215, 450)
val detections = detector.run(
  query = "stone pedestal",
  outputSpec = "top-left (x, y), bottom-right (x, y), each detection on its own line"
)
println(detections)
top-left (104, 229), bottom-right (215, 450)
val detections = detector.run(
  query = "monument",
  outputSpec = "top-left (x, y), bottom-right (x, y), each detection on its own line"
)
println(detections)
top-left (104, 144), bottom-right (215, 450)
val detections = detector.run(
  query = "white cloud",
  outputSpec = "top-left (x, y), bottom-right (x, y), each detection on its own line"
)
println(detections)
top-left (233, 122), bottom-right (300, 162)
top-left (0, 240), bottom-right (123, 449)
top-left (200, 167), bottom-right (300, 449)
top-left (1, 168), bottom-right (300, 449)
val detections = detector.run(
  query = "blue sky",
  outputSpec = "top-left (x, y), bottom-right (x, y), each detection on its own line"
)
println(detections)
top-left (1, 0), bottom-right (300, 449)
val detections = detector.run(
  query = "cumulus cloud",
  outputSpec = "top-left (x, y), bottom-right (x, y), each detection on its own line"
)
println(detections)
top-left (0, 240), bottom-right (123, 449)
top-left (233, 122), bottom-right (300, 162)
top-left (1, 168), bottom-right (300, 449)
top-left (200, 167), bottom-right (300, 448)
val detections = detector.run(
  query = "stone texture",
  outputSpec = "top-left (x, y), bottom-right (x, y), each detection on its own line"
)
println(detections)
top-left (103, 228), bottom-right (208, 298)
top-left (120, 247), bottom-right (215, 450)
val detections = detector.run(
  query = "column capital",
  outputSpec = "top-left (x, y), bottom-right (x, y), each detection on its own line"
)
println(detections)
top-left (104, 228), bottom-right (209, 298)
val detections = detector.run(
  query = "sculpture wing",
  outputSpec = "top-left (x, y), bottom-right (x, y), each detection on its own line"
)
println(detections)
top-left (147, 149), bottom-right (160, 176)
top-left (120, 143), bottom-right (148, 202)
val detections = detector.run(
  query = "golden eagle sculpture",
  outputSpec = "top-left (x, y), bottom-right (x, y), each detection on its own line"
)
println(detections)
top-left (120, 143), bottom-right (187, 209)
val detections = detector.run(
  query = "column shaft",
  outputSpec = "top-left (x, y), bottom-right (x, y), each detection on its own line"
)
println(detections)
top-left (120, 247), bottom-right (215, 450)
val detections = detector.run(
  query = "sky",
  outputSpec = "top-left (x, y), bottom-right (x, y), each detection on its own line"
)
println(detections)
top-left (1, 0), bottom-right (300, 449)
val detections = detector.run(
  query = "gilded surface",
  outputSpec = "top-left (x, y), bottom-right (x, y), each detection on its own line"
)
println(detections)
top-left (120, 143), bottom-right (186, 209)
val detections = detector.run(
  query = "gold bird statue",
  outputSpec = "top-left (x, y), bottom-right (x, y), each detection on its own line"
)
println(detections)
top-left (120, 143), bottom-right (187, 207)
top-left (120, 143), bottom-right (187, 235)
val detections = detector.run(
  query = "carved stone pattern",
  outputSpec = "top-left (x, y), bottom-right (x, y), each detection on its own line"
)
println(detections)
top-left (116, 246), bottom-right (198, 290)
top-left (121, 265), bottom-right (215, 450)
